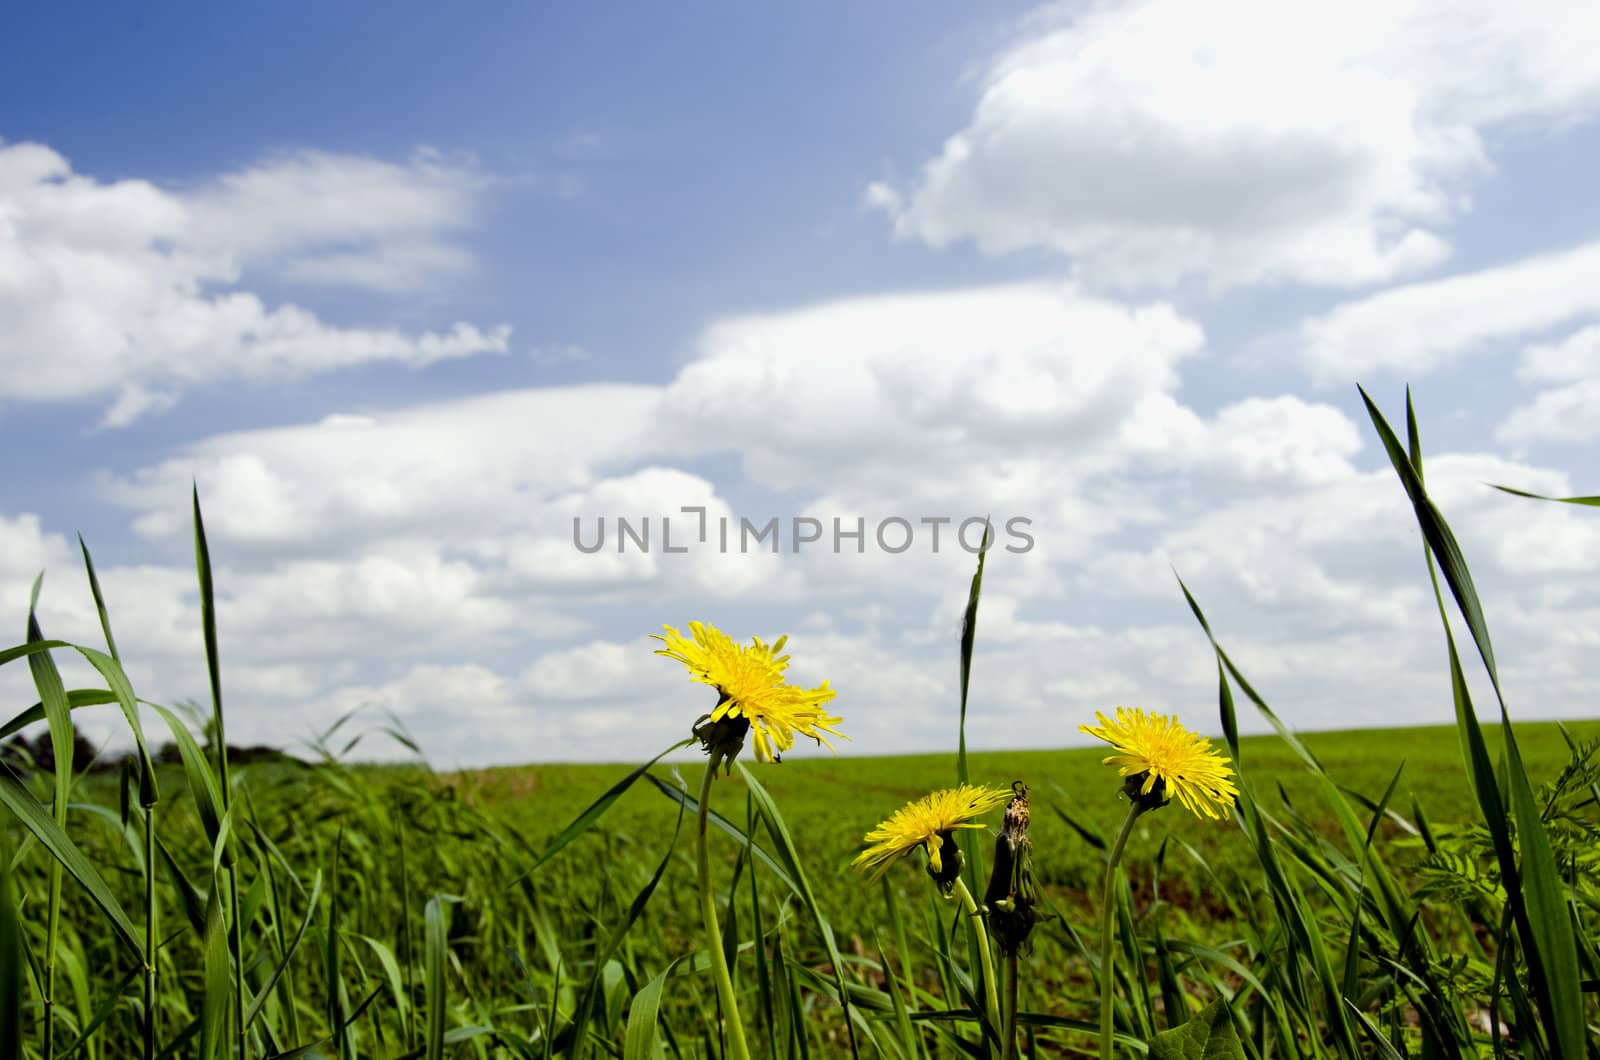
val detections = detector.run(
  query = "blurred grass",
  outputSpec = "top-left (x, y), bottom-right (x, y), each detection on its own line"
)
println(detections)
top-left (457, 719), bottom-right (1600, 922)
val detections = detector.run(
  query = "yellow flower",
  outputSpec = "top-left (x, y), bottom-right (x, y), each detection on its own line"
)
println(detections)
top-left (1079, 707), bottom-right (1239, 820)
top-left (852, 785), bottom-right (1014, 884)
top-left (655, 621), bottom-right (843, 764)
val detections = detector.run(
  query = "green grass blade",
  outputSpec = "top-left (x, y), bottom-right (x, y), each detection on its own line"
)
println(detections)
top-left (1359, 385), bottom-right (1501, 695)
top-left (737, 763), bottom-right (859, 1057)
top-left (0, 773), bottom-right (144, 959)
top-left (1, 829), bottom-right (24, 1060)
top-left (1366, 386), bottom-right (1586, 1056)
top-left (0, 690), bottom-right (118, 742)
top-left (571, 802), bottom-right (683, 1055)
top-left (644, 772), bottom-right (802, 896)
top-left (957, 526), bottom-right (990, 786)
top-left (191, 487), bottom-right (232, 805)
top-left (624, 958), bottom-right (677, 1060)
top-left (1488, 484), bottom-right (1600, 507)
top-left (510, 739), bottom-right (694, 886)
top-left (71, 646), bottom-right (158, 806)
top-left (148, 703), bottom-right (228, 852)
top-left (244, 871), bottom-right (324, 1029)
top-left (198, 880), bottom-right (232, 1060)
top-left (0, 639), bottom-right (74, 668)
top-left (424, 895), bottom-right (455, 1060)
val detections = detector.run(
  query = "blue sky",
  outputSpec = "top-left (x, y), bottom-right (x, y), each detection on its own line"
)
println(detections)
top-left (4, 0), bottom-right (1600, 766)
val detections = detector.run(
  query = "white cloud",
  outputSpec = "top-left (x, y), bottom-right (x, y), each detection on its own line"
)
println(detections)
top-left (9, 272), bottom-right (1594, 766)
top-left (188, 147), bottom-right (484, 292)
top-left (1300, 240), bottom-right (1600, 381)
top-left (871, 0), bottom-right (1600, 289)
top-left (662, 281), bottom-right (1206, 495)
top-left (109, 384), bottom-right (664, 548)
top-left (1498, 325), bottom-right (1600, 444)
top-left (0, 139), bottom-right (509, 425)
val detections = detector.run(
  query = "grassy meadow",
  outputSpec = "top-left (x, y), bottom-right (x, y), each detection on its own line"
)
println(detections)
top-left (2, 392), bottom-right (1598, 1059)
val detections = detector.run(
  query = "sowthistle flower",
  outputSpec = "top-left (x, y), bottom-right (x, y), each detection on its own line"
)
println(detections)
top-left (852, 784), bottom-right (1013, 890)
top-left (1079, 706), bottom-right (1239, 819)
top-left (1081, 706), bottom-right (1238, 1060)
top-left (653, 620), bottom-right (840, 1060)
top-left (655, 621), bottom-right (844, 769)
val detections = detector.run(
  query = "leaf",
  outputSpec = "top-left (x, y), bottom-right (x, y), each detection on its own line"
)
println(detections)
top-left (568, 800), bottom-right (683, 1054)
top-left (1364, 386), bottom-right (1587, 1057)
top-left (198, 880), bottom-right (232, 1060)
top-left (1489, 484), bottom-right (1600, 507)
top-left (624, 958), bottom-right (686, 1060)
top-left (507, 738), bottom-right (694, 887)
top-left (424, 894), bottom-right (459, 1060)
top-left (244, 871), bottom-right (324, 1029)
top-left (0, 689), bottom-right (118, 743)
top-left (1147, 999), bottom-right (1244, 1060)
top-left (0, 774), bottom-right (144, 959)
top-left (1, 837), bottom-right (24, 1059)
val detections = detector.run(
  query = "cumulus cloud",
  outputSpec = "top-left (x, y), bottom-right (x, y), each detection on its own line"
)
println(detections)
top-left (8, 277), bottom-right (1594, 765)
top-left (1299, 240), bottom-right (1600, 381)
top-left (1498, 325), bottom-right (1600, 444)
top-left (661, 281), bottom-right (1207, 495)
top-left (0, 139), bottom-right (509, 426)
top-left (870, 0), bottom-right (1600, 289)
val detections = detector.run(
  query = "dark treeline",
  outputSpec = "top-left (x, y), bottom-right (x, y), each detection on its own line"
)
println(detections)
top-left (0, 731), bottom-right (293, 775)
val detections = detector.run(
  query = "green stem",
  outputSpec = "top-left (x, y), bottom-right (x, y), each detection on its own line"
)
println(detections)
top-left (950, 877), bottom-right (1001, 1036)
top-left (144, 805), bottom-right (157, 1060)
top-left (229, 865), bottom-right (246, 1057)
top-left (697, 759), bottom-right (752, 1060)
top-left (1002, 951), bottom-right (1019, 1060)
top-left (1098, 804), bottom-right (1144, 1060)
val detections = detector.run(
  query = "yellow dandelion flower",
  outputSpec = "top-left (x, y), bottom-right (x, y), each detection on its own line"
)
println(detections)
top-left (852, 785), bottom-right (1014, 884)
top-left (1079, 706), bottom-right (1239, 820)
top-left (655, 621), bottom-right (844, 765)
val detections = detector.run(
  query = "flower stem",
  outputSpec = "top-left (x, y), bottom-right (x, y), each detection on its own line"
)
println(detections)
top-left (1098, 803), bottom-right (1144, 1060)
top-left (1002, 950), bottom-right (1020, 1060)
top-left (950, 877), bottom-right (1002, 1037)
top-left (697, 759), bottom-right (752, 1060)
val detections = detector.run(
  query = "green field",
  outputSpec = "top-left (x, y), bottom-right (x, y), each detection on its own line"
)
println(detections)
top-left (3, 394), bottom-right (1599, 1058)
top-left (470, 718), bottom-right (1600, 910)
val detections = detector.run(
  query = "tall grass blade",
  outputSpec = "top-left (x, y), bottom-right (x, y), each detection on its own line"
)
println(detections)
top-left (513, 739), bottom-right (694, 885)
top-left (624, 957), bottom-right (685, 1060)
top-left (199, 883), bottom-right (231, 1060)
top-left (0, 690), bottom-right (118, 743)
top-left (2, 830), bottom-right (23, 1060)
top-left (1487, 485), bottom-right (1600, 507)
top-left (244, 871), bottom-right (324, 1028)
top-left (1363, 385), bottom-right (1586, 1057)
top-left (736, 763), bottom-right (858, 1057)
top-left (570, 802), bottom-right (683, 1055)
top-left (424, 895), bottom-right (454, 1060)
top-left (0, 774), bottom-right (144, 958)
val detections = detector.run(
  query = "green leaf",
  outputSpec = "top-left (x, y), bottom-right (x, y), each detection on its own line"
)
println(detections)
top-left (1147, 999), bottom-right (1244, 1060)
top-left (0, 689), bottom-right (118, 743)
top-left (508, 738), bottom-right (694, 887)
top-left (1364, 386), bottom-right (1587, 1058)
top-left (424, 894), bottom-right (459, 1060)
top-left (0, 774), bottom-right (144, 960)
top-left (0, 834), bottom-right (24, 1059)
top-left (198, 879), bottom-right (232, 1060)
top-left (148, 703), bottom-right (230, 863)
top-left (77, 534), bottom-right (160, 805)
top-left (1489, 484), bottom-right (1600, 507)
top-left (244, 871), bottom-right (324, 1029)
top-left (738, 762), bottom-right (860, 1056)
top-left (624, 958), bottom-right (685, 1060)
top-left (569, 801), bottom-right (683, 1053)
